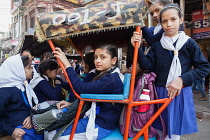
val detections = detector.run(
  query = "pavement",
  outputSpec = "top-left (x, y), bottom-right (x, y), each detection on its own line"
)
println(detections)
top-left (180, 119), bottom-right (210, 140)
top-left (179, 91), bottom-right (210, 140)
top-left (193, 92), bottom-right (210, 119)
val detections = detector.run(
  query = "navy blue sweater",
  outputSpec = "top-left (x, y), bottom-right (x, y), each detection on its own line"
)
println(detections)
top-left (141, 26), bottom-right (163, 46)
top-left (141, 24), bottom-right (185, 47)
top-left (33, 80), bottom-right (63, 103)
top-left (138, 38), bottom-right (209, 87)
top-left (66, 67), bottom-right (124, 130)
top-left (126, 26), bottom-right (163, 68)
top-left (0, 87), bottom-right (30, 136)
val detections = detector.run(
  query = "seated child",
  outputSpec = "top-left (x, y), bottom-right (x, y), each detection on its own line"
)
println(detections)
top-left (30, 59), bottom-right (69, 103)
top-left (48, 44), bottom-right (124, 139)
top-left (0, 54), bottom-right (43, 140)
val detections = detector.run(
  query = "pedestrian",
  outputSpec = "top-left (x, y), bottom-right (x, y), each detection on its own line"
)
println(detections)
top-left (131, 3), bottom-right (209, 140)
top-left (48, 44), bottom-right (124, 140)
top-left (29, 59), bottom-right (69, 103)
top-left (194, 78), bottom-right (207, 101)
top-left (0, 55), bottom-right (42, 140)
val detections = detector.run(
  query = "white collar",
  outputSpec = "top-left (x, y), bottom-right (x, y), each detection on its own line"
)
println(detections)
top-left (164, 33), bottom-right (180, 44)
top-left (91, 67), bottom-right (124, 82)
top-left (154, 23), bottom-right (162, 34)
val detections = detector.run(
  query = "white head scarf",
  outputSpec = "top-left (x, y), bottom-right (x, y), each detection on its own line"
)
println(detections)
top-left (0, 54), bottom-right (38, 107)
top-left (160, 31), bottom-right (190, 86)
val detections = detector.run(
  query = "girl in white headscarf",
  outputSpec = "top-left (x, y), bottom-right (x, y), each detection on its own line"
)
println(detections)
top-left (0, 54), bottom-right (42, 140)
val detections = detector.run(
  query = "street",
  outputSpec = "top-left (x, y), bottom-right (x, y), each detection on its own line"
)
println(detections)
top-left (181, 119), bottom-right (210, 140)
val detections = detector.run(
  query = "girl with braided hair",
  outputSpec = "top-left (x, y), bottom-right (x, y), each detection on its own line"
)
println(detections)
top-left (30, 59), bottom-right (69, 103)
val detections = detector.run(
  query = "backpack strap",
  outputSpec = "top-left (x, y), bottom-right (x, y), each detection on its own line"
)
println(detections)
top-left (44, 131), bottom-right (49, 140)
top-left (152, 77), bottom-right (167, 140)
top-left (135, 74), bottom-right (146, 100)
top-left (52, 119), bottom-right (74, 140)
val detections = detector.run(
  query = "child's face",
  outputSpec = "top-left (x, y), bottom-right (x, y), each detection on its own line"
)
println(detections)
top-left (149, 3), bottom-right (164, 23)
top-left (47, 69), bottom-right (58, 79)
top-left (94, 48), bottom-right (117, 73)
top-left (22, 51), bottom-right (34, 60)
top-left (161, 9), bottom-right (183, 37)
top-left (24, 63), bottom-right (33, 80)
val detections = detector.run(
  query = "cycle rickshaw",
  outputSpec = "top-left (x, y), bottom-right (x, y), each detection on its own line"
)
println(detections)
top-left (34, 0), bottom-right (172, 139)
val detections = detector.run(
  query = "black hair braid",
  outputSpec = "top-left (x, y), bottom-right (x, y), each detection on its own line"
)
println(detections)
top-left (92, 66), bottom-right (117, 81)
top-left (38, 65), bottom-right (48, 81)
top-left (38, 59), bottom-right (58, 81)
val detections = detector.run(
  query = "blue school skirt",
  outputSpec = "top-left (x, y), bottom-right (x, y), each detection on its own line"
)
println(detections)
top-left (153, 86), bottom-right (198, 138)
top-left (16, 125), bottom-right (44, 140)
top-left (48, 118), bottom-right (114, 140)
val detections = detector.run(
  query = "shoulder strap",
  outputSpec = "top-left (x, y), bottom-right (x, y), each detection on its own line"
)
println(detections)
top-left (52, 119), bottom-right (74, 140)
top-left (152, 78), bottom-right (167, 140)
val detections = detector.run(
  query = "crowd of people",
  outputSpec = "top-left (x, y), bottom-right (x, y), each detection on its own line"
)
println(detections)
top-left (0, 0), bottom-right (209, 140)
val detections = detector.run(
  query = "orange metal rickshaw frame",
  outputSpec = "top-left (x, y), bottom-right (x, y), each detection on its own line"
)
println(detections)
top-left (48, 26), bottom-right (172, 140)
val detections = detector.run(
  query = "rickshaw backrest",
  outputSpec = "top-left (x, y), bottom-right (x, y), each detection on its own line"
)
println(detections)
top-left (80, 73), bottom-right (131, 100)
top-left (123, 73), bottom-right (131, 99)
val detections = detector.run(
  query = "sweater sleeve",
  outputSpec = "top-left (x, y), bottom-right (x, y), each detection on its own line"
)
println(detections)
top-left (56, 77), bottom-right (70, 90)
top-left (0, 96), bottom-right (15, 136)
top-left (137, 45), bottom-right (156, 72)
top-left (180, 39), bottom-right (209, 85)
top-left (142, 26), bottom-right (163, 46)
top-left (36, 80), bottom-right (62, 101)
top-left (66, 67), bottom-right (123, 94)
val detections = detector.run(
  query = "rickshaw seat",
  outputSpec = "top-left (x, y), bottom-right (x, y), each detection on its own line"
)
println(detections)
top-left (80, 73), bottom-right (131, 100)
top-left (101, 127), bottom-right (156, 140)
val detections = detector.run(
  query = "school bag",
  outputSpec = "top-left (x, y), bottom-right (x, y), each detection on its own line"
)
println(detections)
top-left (31, 99), bottom-right (91, 135)
top-left (119, 72), bottom-right (166, 140)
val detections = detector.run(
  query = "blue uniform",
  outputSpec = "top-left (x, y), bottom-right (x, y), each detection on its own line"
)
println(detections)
top-left (141, 26), bottom-right (163, 46)
top-left (137, 38), bottom-right (209, 137)
top-left (0, 87), bottom-right (30, 135)
top-left (138, 38), bottom-right (209, 86)
top-left (49, 67), bottom-right (124, 139)
top-left (126, 26), bottom-right (163, 68)
top-left (33, 80), bottom-right (63, 103)
top-left (142, 24), bottom-right (184, 46)
top-left (33, 77), bottom-right (70, 103)
top-left (0, 87), bottom-right (43, 139)
top-left (66, 67), bottom-right (124, 130)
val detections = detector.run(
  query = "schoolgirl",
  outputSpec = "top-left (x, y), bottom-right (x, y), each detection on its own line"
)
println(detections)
top-left (0, 55), bottom-right (42, 140)
top-left (30, 59), bottom-right (69, 103)
top-left (68, 52), bottom-right (96, 102)
top-left (80, 51), bottom-right (96, 82)
top-left (131, 4), bottom-right (209, 140)
top-left (49, 44), bottom-right (124, 140)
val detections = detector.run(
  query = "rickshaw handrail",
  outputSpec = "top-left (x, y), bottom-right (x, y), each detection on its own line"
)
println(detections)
top-left (48, 26), bottom-right (173, 140)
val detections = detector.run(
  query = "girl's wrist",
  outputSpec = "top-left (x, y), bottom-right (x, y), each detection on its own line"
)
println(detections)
top-left (64, 63), bottom-right (71, 69)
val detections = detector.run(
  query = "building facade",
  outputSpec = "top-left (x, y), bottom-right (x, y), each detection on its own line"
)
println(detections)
top-left (9, 0), bottom-right (79, 55)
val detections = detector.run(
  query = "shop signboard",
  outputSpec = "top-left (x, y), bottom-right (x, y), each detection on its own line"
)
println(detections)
top-left (192, 10), bottom-right (210, 39)
top-left (5, 54), bottom-right (9, 58)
